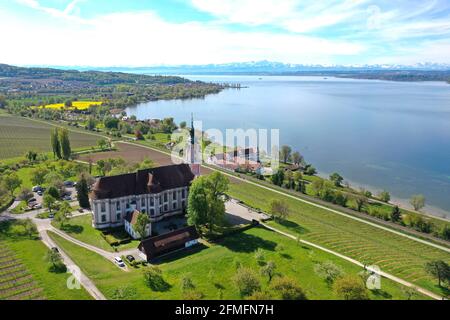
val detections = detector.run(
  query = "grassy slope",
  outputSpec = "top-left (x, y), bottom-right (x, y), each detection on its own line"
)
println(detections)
top-left (0, 222), bottom-right (91, 300)
top-left (49, 227), bottom-right (428, 300)
top-left (52, 215), bottom-right (139, 252)
top-left (227, 181), bottom-right (450, 297)
top-left (0, 113), bottom-right (99, 159)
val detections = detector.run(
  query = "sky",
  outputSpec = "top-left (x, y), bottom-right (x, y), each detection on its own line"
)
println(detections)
top-left (1, 0), bottom-right (450, 66)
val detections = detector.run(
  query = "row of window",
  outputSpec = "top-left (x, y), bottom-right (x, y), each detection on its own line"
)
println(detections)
top-left (100, 189), bottom-right (187, 213)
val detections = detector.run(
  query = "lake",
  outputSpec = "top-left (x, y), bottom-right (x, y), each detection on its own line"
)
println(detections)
top-left (125, 75), bottom-right (450, 218)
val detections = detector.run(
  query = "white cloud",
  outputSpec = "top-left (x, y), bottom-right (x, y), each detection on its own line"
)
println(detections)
top-left (0, 9), bottom-right (365, 66)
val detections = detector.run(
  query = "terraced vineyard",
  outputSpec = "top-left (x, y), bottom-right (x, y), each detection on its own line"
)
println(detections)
top-left (0, 242), bottom-right (44, 300)
top-left (228, 181), bottom-right (450, 296)
top-left (0, 113), bottom-right (99, 159)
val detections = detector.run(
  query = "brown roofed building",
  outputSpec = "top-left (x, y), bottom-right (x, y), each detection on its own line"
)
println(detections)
top-left (89, 164), bottom-right (195, 233)
top-left (138, 226), bottom-right (199, 261)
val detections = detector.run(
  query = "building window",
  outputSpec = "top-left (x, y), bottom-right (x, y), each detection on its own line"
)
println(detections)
top-left (182, 189), bottom-right (186, 199)
top-left (116, 202), bottom-right (120, 211)
top-left (164, 193), bottom-right (168, 202)
top-left (116, 213), bottom-right (120, 221)
top-left (164, 204), bottom-right (168, 212)
top-left (142, 209), bottom-right (146, 214)
top-left (141, 198), bottom-right (145, 206)
top-left (101, 215), bottom-right (106, 222)
top-left (159, 195), bottom-right (162, 203)
top-left (126, 203), bottom-right (130, 209)
top-left (172, 202), bottom-right (176, 210)
top-left (150, 209), bottom-right (155, 216)
top-left (182, 200), bottom-right (185, 208)
top-left (173, 192), bottom-right (177, 200)
top-left (100, 203), bottom-right (106, 212)
top-left (150, 197), bottom-right (154, 206)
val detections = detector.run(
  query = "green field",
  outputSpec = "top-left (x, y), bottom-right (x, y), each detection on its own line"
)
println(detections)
top-left (227, 181), bottom-right (450, 297)
top-left (0, 114), bottom-right (99, 159)
top-left (0, 221), bottom-right (91, 300)
top-left (48, 227), bottom-right (428, 300)
top-left (52, 215), bottom-right (139, 252)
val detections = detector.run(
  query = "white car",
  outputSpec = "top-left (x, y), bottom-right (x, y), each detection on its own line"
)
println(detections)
top-left (114, 257), bottom-right (125, 268)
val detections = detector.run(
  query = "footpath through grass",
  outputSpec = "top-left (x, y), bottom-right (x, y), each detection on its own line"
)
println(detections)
top-left (0, 221), bottom-right (91, 300)
top-left (227, 181), bottom-right (450, 297)
top-left (49, 227), bottom-right (428, 300)
top-left (52, 215), bottom-right (139, 252)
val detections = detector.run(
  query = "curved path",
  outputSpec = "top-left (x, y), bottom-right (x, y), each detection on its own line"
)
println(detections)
top-left (261, 222), bottom-right (445, 300)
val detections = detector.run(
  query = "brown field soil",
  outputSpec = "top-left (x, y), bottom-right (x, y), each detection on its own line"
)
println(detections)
top-left (78, 142), bottom-right (214, 176)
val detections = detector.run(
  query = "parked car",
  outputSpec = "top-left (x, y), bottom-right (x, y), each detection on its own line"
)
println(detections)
top-left (114, 257), bottom-right (125, 268)
top-left (77, 208), bottom-right (84, 213)
top-left (63, 195), bottom-right (72, 201)
top-left (27, 198), bottom-right (37, 204)
top-left (49, 213), bottom-right (54, 219)
top-left (126, 255), bottom-right (135, 262)
top-left (33, 203), bottom-right (42, 209)
top-left (37, 190), bottom-right (43, 196)
top-left (32, 186), bottom-right (43, 192)
top-left (63, 181), bottom-right (74, 187)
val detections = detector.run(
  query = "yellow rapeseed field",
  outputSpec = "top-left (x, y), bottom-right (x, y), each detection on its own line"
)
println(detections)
top-left (37, 101), bottom-right (102, 110)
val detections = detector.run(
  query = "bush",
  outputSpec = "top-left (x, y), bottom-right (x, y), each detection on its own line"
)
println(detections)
top-left (270, 277), bottom-right (307, 300)
top-left (232, 267), bottom-right (261, 297)
top-left (333, 275), bottom-right (369, 300)
top-left (143, 266), bottom-right (171, 291)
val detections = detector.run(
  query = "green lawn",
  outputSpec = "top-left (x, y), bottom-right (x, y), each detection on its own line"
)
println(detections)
top-left (227, 181), bottom-right (450, 297)
top-left (0, 113), bottom-right (99, 159)
top-left (0, 221), bottom-right (91, 300)
top-left (48, 227), bottom-right (429, 300)
top-left (52, 214), bottom-right (139, 252)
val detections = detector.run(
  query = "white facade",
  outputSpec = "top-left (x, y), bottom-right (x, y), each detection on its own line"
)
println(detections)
top-left (90, 186), bottom-right (189, 230)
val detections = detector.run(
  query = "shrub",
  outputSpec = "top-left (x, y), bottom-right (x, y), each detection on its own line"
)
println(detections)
top-left (254, 248), bottom-right (266, 265)
top-left (143, 266), bottom-right (170, 291)
top-left (232, 267), bottom-right (261, 297)
top-left (333, 275), bottom-right (369, 300)
top-left (314, 261), bottom-right (343, 285)
top-left (270, 277), bottom-right (307, 300)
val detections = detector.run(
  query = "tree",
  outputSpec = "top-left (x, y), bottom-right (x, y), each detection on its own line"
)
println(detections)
top-left (134, 212), bottom-right (150, 240)
top-left (379, 190), bottom-right (391, 203)
top-left (46, 249), bottom-right (67, 273)
top-left (179, 121), bottom-right (187, 129)
top-left (59, 128), bottom-right (71, 160)
top-left (304, 164), bottom-right (317, 176)
top-left (31, 167), bottom-right (49, 186)
top-left (2, 173), bottom-right (22, 197)
top-left (354, 195), bottom-right (368, 212)
top-left (424, 260), bottom-right (450, 287)
top-left (333, 275), bottom-right (369, 300)
top-left (51, 128), bottom-right (61, 159)
top-left (260, 261), bottom-right (276, 282)
top-left (104, 117), bottom-right (120, 129)
top-left (271, 170), bottom-right (285, 187)
top-left (329, 172), bottom-right (344, 187)
top-left (64, 100), bottom-right (72, 107)
top-left (314, 261), bottom-right (343, 285)
top-left (270, 276), bottom-right (307, 300)
top-left (87, 117), bottom-right (97, 130)
top-left (247, 291), bottom-right (273, 300)
top-left (97, 139), bottom-right (108, 150)
top-left (391, 206), bottom-right (401, 223)
top-left (269, 199), bottom-right (289, 221)
top-left (76, 173), bottom-right (90, 208)
top-left (280, 145), bottom-right (292, 164)
top-left (135, 129), bottom-right (144, 140)
top-left (254, 248), bottom-right (265, 266)
top-left (25, 150), bottom-right (38, 163)
top-left (54, 201), bottom-right (72, 227)
top-left (23, 218), bottom-right (38, 239)
top-left (143, 266), bottom-right (170, 291)
top-left (43, 194), bottom-right (56, 213)
top-left (187, 172), bottom-right (229, 233)
top-left (291, 152), bottom-right (304, 165)
top-left (18, 187), bottom-right (33, 201)
top-left (410, 194), bottom-right (426, 211)
top-left (46, 186), bottom-right (60, 199)
top-left (180, 275), bottom-right (196, 292)
top-left (232, 267), bottom-right (261, 297)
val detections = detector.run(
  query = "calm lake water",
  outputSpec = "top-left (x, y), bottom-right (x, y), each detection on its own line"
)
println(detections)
top-left (126, 75), bottom-right (450, 218)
